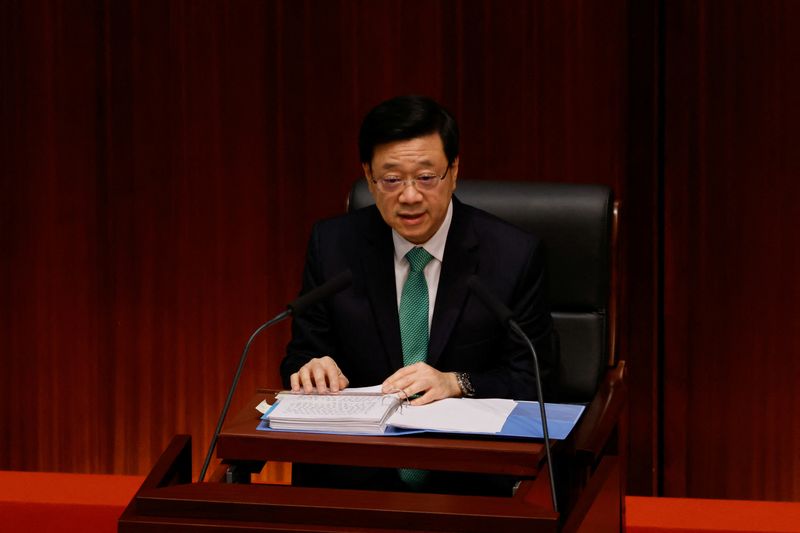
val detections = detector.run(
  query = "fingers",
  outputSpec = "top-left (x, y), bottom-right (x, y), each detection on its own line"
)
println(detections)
top-left (409, 390), bottom-right (436, 406)
top-left (410, 372), bottom-right (460, 405)
top-left (289, 356), bottom-right (348, 394)
top-left (382, 363), bottom-right (460, 405)
top-left (381, 363), bottom-right (420, 394)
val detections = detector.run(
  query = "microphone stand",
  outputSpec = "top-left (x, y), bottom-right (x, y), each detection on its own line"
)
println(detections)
top-left (509, 320), bottom-right (558, 514)
top-left (196, 268), bottom-right (352, 482)
top-left (465, 275), bottom-right (558, 513)
top-left (197, 310), bottom-right (289, 482)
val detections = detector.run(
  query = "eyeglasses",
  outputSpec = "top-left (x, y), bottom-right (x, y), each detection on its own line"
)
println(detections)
top-left (371, 166), bottom-right (450, 194)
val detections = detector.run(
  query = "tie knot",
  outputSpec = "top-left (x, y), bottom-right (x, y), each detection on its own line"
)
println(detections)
top-left (405, 247), bottom-right (433, 272)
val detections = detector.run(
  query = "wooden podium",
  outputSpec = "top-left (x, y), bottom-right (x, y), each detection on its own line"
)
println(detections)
top-left (119, 372), bottom-right (624, 532)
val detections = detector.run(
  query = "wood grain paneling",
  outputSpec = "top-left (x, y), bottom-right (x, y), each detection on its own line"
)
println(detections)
top-left (1, 0), bottom-right (655, 493)
top-left (625, 0), bottom-right (662, 497)
top-left (663, 0), bottom-right (800, 500)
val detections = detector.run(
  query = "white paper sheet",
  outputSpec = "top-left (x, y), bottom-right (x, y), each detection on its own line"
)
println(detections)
top-left (388, 397), bottom-right (517, 433)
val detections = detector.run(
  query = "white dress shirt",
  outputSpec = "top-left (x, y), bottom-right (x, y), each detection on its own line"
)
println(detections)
top-left (391, 201), bottom-right (453, 330)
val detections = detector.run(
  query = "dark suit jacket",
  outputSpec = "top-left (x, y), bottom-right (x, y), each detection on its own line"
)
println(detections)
top-left (281, 196), bottom-right (557, 399)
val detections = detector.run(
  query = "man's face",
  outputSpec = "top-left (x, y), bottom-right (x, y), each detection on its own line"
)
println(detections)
top-left (364, 133), bottom-right (458, 244)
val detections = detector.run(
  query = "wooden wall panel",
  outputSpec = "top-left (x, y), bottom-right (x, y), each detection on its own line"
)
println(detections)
top-left (663, 0), bottom-right (800, 500)
top-left (1, 0), bottom-right (106, 474)
top-left (1, 0), bottom-right (655, 493)
top-left (625, 0), bottom-right (662, 497)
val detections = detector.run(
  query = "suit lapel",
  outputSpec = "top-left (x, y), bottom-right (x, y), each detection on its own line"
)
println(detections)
top-left (427, 199), bottom-right (479, 366)
top-left (358, 208), bottom-right (405, 371)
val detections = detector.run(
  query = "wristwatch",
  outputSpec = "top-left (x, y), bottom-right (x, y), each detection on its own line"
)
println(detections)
top-left (455, 372), bottom-right (475, 397)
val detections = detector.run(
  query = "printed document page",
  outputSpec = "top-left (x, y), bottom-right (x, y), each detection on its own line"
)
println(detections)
top-left (266, 391), bottom-right (401, 433)
top-left (388, 398), bottom-right (517, 433)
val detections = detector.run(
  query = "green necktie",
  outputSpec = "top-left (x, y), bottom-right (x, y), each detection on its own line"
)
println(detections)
top-left (399, 247), bottom-right (434, 365)
top-left (398, 247), bottom-right (433, 488)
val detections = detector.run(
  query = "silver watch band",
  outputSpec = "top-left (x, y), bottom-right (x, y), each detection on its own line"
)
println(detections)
top-left (455, 372), bottom-right (475, 397)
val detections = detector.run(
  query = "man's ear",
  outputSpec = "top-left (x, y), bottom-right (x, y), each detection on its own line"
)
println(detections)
top-left (450, 156), bottom-right (459, 188)
top-left (363, 163), bottom-right (377, 195)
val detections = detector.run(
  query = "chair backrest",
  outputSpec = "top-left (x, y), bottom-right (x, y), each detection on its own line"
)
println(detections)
top-left (347, 179), bottom-right (617, 403)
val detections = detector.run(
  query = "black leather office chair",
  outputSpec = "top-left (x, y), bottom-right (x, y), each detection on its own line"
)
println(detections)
top-left (348, 179), bottom-right (619, 403)
top-left (348, 178), bottom-right (626, 530)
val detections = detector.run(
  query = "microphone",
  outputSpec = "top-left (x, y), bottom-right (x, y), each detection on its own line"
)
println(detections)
top-left (466, 275), bottom-right (558, 513)
top-left (288, 269), bottom-right (353, 315)
top-left (197, 269), bottom-right (353, 482)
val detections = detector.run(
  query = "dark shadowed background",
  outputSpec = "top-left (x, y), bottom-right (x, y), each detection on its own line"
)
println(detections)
top-left (2, 0), bottom-right (799, 500)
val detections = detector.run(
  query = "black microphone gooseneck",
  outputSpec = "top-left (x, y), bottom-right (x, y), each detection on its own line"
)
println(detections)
top-left (466, 275), bottom-right (558, 514)
top-left (197, 269), bottom-right (353, 482)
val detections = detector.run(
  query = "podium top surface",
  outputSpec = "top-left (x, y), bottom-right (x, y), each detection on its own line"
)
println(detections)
top-left (217, 392), bottom-right (548, 477)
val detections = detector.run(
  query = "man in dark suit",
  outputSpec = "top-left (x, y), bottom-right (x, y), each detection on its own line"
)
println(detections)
top-left (280, 95), bottom-right (556, 493)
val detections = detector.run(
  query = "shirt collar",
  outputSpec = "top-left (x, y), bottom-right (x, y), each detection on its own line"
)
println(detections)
top-left (392, 200), bottom-right (453, 263)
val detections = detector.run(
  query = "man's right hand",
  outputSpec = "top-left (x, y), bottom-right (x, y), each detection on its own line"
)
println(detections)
top-left (289, 356), bottom-right (349, 394)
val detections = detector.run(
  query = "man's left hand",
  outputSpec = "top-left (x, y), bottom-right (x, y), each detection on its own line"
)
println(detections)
top-left (381, 362), bottom-right (461, 405)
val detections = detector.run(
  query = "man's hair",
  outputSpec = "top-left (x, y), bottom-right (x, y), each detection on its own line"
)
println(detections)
top-left (358, 95), bottom-right (460, 166)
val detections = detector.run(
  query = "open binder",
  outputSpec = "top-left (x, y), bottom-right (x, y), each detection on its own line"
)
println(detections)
top-left (260, 391), bottom-right (586, 439)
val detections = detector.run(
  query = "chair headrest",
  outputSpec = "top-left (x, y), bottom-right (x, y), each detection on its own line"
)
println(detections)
top-left (348, 179), bottom-right (614, 311)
